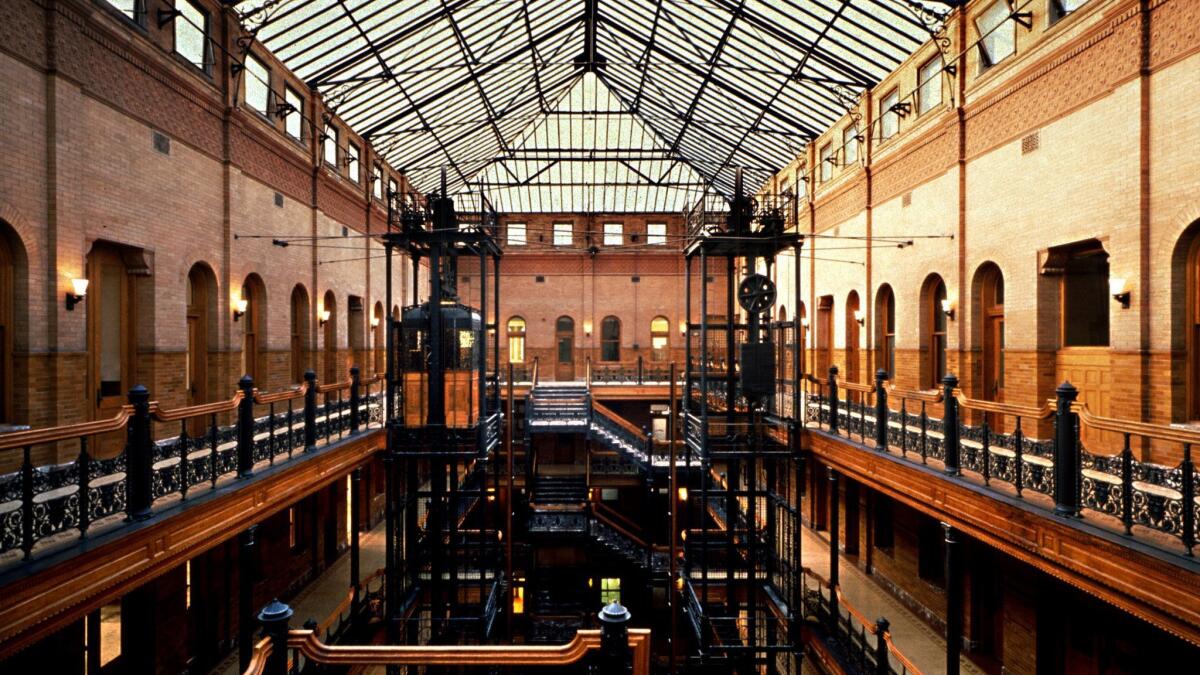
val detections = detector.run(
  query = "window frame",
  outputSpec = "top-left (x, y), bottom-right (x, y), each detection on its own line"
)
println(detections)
top-left (819, 142), bottom-right (833, 182)
top-left (243, 52), bottom-right (271, 116)
top-left (603, 222), bottom-right (623, 246)
top-left (372, 163), bottom-right (383, 200)
top-left (507, 222), bottom-right (527, 246)
top-left (553, 222), bottom-right (573, 247)
top-left (323, 125), bottom-right (339, 168)
top-left (880, 88), bottom-right (900, 140)
top-left (647, 223), bottom-right (667, 246)
top-left (600, 316), bottom-right (621, 362)
top-left (1049, 0), bottom-right (1088, 25)
top-left (103, 0), bottom-right (146, 28)
top-left (650, 316), bottom-right (670, 361)
top-left (347, 143), bottom-right (360, 183)
top-left (842, 126), bottom-right (858, 165)
top-left (917, 55), bottom-right (943, 115)
top-left (507, 317), bottom-right (526, 363)
top-left (174, 0), bottom-right (212, 75)
top-left (284, 87), bottom-right (304, 140)
top-left (976, 0), bottom-right (1016, 72)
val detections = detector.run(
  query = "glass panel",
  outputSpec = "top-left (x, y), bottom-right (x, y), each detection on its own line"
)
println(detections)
top-left (842, 127), bottom-right (858, 165)
top-left (650, 316), bottom-right (669, 333)
top-left (348, 144), bottom-right (360, 182)
top-left (918, 56), bottom-right (943, 114)
top-left (373, 164), bottom-right (382, 199)
top-left (99, 263), bottom-right (122, 390)
top-left (977, 1), bottom-right (1016, 68)
top-left (245, 54), bottom-right (270, 114)
top-left (556, 317), bottom-right (574, 333)
top-left (558, 337), bottom-right (572, 363)
top-left (553, 222), bottom-right (572, 246)
top-left (603, 223), bottom-right (622, 246)
top-left (285, 88), bottom-right (303, 139)
top-left (105, 0), bottom-right (141, 23)
top-left (324, 126), bottom-right (337, 166)
top-left (647, 223), bottom-right (666, 245)
top-left (176, 1), bottom-right (208, 71)
top-left (1063, 253), bottom-right (1110, 346)
top-left (881, 90), bottom-right (899, 139)
top-left (600, 577), bottom-right (621, 605)
top-left (508, 223), bottom-right (526, 246)
top-left (508, 336), bottom-right (525, 363)
top-left (819, 144), bottom-right (833, 182)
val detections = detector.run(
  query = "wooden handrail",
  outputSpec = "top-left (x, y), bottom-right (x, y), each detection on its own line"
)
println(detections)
top-left (317, 379), bottom-right (352, 394)
top-left (884, 631), bottom-right (924, 675)
top-left (593, 400), bottom-right (645, 438)
top-left (151, 391), bottom-right (244, 422)
top-left (248, 628), bottom-right (651, 670)
top-left (953, 390), bottom-right (1052, 420)
top-left (531, 356), bottom-right (540, 387)
top-left (1074, 400), bottom-right (1200, 446)
top-left (253, 384), bottom-right (307, 405)
top-left (0, 406), bottom-right (134, 451)
top-left (593, 501), bottom-right (648, 548)
top-left (884, 383), bottom-right (943, 403)
top-left (838, 379), bottom-right (875, 394)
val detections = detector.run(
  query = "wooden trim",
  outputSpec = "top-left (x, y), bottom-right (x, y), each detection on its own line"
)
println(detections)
top-left (0, 429), bottom-right (385, 659)
top-left (806, 431), bottom-right (1200, 646)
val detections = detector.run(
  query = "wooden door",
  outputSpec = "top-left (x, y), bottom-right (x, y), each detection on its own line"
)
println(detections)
top-left (0, 236), bottom-right (12, 423)
top-left (88, 246), bottom-right (133, 457)
top-left (186, 272), bottom-right (208, 408)
top-left (555, 317), bottom-right (574, 381)
top-left (984, 315), bottom-right (1005, 401)
top-left (816, 297), bottom-right (833, 377)
top-left (1058, 348), bottom-right (1113, 452)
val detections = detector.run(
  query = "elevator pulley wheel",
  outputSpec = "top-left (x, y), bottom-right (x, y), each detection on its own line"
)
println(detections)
top-left (737, 274), bottom-right (776, 313)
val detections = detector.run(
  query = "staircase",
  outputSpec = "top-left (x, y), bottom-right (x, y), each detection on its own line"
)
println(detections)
top-left (531, 474), bottom-right (588, 506)
top-left (526, 383), bottom-right (589, 432)
top-left (589, 517), bottom-right (669, 572)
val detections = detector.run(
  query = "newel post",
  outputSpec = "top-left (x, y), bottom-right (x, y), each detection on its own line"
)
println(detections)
top-left (237, 375), bottom-right (256, 478)
top-left (874, 369), bottom-right (889, 450)
top-left (599, 601), bottom-right (632, 673)
top-left (257, 600), bottom-right (294, 675)
top-left (828, 365), bottom-right (840, 434)
top-left (350, 366), bottom-right (361, 434)
top-left (874, 616), bottom-right (891, 675)
top-left (1053, 381), bottom-right (1080, 517)
top-left (304, 370), bottom-right (318, 453)
top-left (941, 375), bottom-right (960, 476)
top-left (125, 385), bottom-right (154, 522)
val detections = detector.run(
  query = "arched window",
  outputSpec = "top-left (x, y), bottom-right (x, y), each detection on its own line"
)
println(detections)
top-left (650, 316), bottom-right (670, 361)
top-left (601, 316), bottom-right (621, 362)
top-left (373, 302), bottom-right (385, 375)
top-left (241, 274), bottom-right (267, 384)
top-left (875, 286), bottom-right (895, 379)
top-left (845, 291), bottom-right (861, 383)
top-left (973, 264), bottom-right (1004, 401)
top-left (921, 275), bottom-right (948, 388)
top-left (555, 316), bottom-right (575, 380)
top-left (322, 290), bottom-right (338, 383)
top-left (290, 285), bottom-right (311, 384)
top-left (507, 316), bottom-right (526, 363)
top-left (186, 263), bottom-right (217, 408)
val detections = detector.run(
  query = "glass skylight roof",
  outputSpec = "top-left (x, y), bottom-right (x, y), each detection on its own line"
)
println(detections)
top-left (239, 0), bottom-right (941, 212)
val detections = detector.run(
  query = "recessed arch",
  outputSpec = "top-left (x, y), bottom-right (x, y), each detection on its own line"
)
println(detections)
top-left (290, 284), bottom-right (311, 384)
top-left (322, 290), bottom-right (338, 383)
top-left (0, 220), bottom-right (28, 423)
top-left (920, 274), bottom-right (948, 389)
top-left (971, 262), bottom-right (1005, 401)
top-left (507, 316), bottom-right (526, 363)
top-left (186, 262), bottom-right (218, 408)
top-left (874, 285), bottom-right (895, 380)
top-left (240, 273), bottom-right (268, 384)
top-left (600, 315), bottom-right (621, 362)
top-left (845, 291), bottom-right (861, 383)
top-left (650, 315), bottom-right (670, 361)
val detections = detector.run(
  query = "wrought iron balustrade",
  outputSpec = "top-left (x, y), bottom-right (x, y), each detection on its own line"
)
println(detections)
top-left (800, 567), bottom-right (922, 675)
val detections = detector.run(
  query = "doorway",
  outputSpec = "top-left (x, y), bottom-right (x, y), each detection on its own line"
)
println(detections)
top-left (978, 265), bottom-right (1005, 402)
top-left (87, 244), bottom-right (136, 456)
top-left (555, 316), bottom-right (575, 381)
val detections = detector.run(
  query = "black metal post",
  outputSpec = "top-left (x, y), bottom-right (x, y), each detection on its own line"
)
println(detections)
top-left (384, 452), bottom-right (398, 644)
top-left (351, 468), bottom-right (362, 607)
top-left (1182, 444), bottom-right (1195, 555)
top-left (304, 370), bottom-right (317, 452)
top-left (237, 375), bottom-right (255, 477)
top-left (238, 525), bottom-right (258, 673)
top-left (1053, 381), bottom-right (1080, 517)
top-left (875, 369), bottom-right (888, 450)
top-left (599, 601), bottom-right (632, 674)
top-left (942, 375), bottom-right (960, 476)
top-left (828, 467), bottom-right (839, 632)
top-left (126, 385), bottom-right (153, 522)
top-left (828, 365), bottom-right (840, 434)
top-left (257, 599), bottom-right (293, 675)
top-left (943, 523), bottom-right (962, 675)
top-left (875, 616), bottom-right (890, 675)
top-left (349, 367), bottom-right (361, 434)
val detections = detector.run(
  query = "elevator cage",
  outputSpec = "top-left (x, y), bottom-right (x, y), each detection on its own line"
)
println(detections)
top-left (381, 176), bottom-right (506, 647)
top-left (678, 170), bottom-right (805, 672)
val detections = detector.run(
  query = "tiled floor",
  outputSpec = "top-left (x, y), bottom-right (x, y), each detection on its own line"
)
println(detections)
top-left (799, 525), bottom-right (985, 675)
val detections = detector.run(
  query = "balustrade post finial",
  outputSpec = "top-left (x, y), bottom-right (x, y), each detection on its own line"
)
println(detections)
top-left (875, 369), bottom-right (889, 451)
top-left (125, 385), bottom-right (154, 522)
top-left (304, 370), bottom-right (318, 453)
top-left (874, 616), bottom-right (891, 675)
top-left (599, 601), bottom-right (632, 673)
top-left (350, 366), bottom-right (361, 434)
top-left (237, 375), bottom-right (256, 478)
top-left (257, 599), bottom-right (294, 675)
top-left (942, 374), bottom-right (960, 476)
top-left (1053, 381), bottom-right (1080, 517)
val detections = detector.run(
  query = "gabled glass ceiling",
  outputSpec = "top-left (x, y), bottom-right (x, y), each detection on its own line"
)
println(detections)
top-left (239, 0), bottom-right (945, 212)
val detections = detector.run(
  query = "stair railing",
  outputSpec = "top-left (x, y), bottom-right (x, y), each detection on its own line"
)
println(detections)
top-left (531, 356), bottom-right (540, 388)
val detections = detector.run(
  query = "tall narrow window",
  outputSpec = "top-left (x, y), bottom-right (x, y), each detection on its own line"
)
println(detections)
top-left (324, 125), bottom-right (338, 167)
top-left (507, 317), bottom-right (526, 363)
top-left (554, 222), bottom-right (572, 247)
top-left (372, 163), bottom-right (382, 199)
top-left (976, 263), bottom-right (1005, 402)
top-left (976, 1), bottom-right (1016, 71)
top-left (918, 55), bottom-right (943, 115)
top-left (603, 223), bottom-right (623, 246)
top-left (347, 143), bottom-right (360, 183)
top-left (508, 222), bottom-right (527, 246)
top-left (845, 291), bottom-right (861, 383)
top-left (923, 276), bottom-right (948, 388)
top-left (647, 223), bottom-right (667, 245)
top-left (244, 53), bottom-right (270, 115)
top-left (819, 143), bottom-right (833, 182)
top-left (175, 0), bottom-right (211, 73)
top-left (290, 285), bottom-right (310, 384)
top-left (875, 285), bottom-right (896, 379)
top-left (1060, 248), bottom-right (1110, 346)
top-left (388, 177), bottom-right (398, 200)
top-left (601, 316), bottom-right (621, 362)
top-left (651, 316), bottom-right (670, 361)
top-left (284, 87), bottom-right (303, 139)
top-left (842, 127), bottom-right (858, 165)
top-left (600, 577), bottom-right (621, 605)
top-left (880, 89), bottom-right (900, 140)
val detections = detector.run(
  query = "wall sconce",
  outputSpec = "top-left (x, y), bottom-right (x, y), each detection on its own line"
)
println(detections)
top-left (319, 309), bottom-right (331, 326)
top-left (583, 319), bottom-right (593, 337)
top-left (1110, 277), bottom-right (1131, 308)
top-left (941, 298), bottom-right (955, 320)
top-left (66, 278), bottom-right (89, 311)
top-left (233, 297), bottom-right (249, 322)
top-left (853, 309), bottom-right (865, 325)
top-left (801, 317), bottom-right (809, 329)
top-left (370, 316), bottom-right (381, 328)
top-left (677, 486), bottom-right (688, 501)
top-left (679, 320), bottom-right (688, 336)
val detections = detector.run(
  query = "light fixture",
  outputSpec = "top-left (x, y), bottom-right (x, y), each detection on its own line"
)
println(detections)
top-left (1110, 277), bottom-right (1130, 308)
top-left (801, 317), bottom-right (809, 328)
top-left (677, 486), bottom-right (688, 501)
top-left (233, 297), bottom-right (249, 322)
top-left (679, 320), bottom-right (688, 336)
top-left (66, 278), bottom-right (89, 311)
top-left (370, 316), bottom-right (381, 328)
top-left (583, 319), bottom-right (593, 337)
top-left (941, 298), bottom-right (955, 320)
top-left (675, 576), bottom-right (685, 591)
top-left (853, 309), bottom-right (865, 325)
top-left (319, 309), bottom-right (331, 325)
top-left (680, 529), bottom-right (687, 542)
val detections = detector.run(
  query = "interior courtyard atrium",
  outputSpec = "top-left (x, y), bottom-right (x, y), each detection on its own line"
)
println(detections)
top-left (2, 0), bottom-right (1200, 673)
